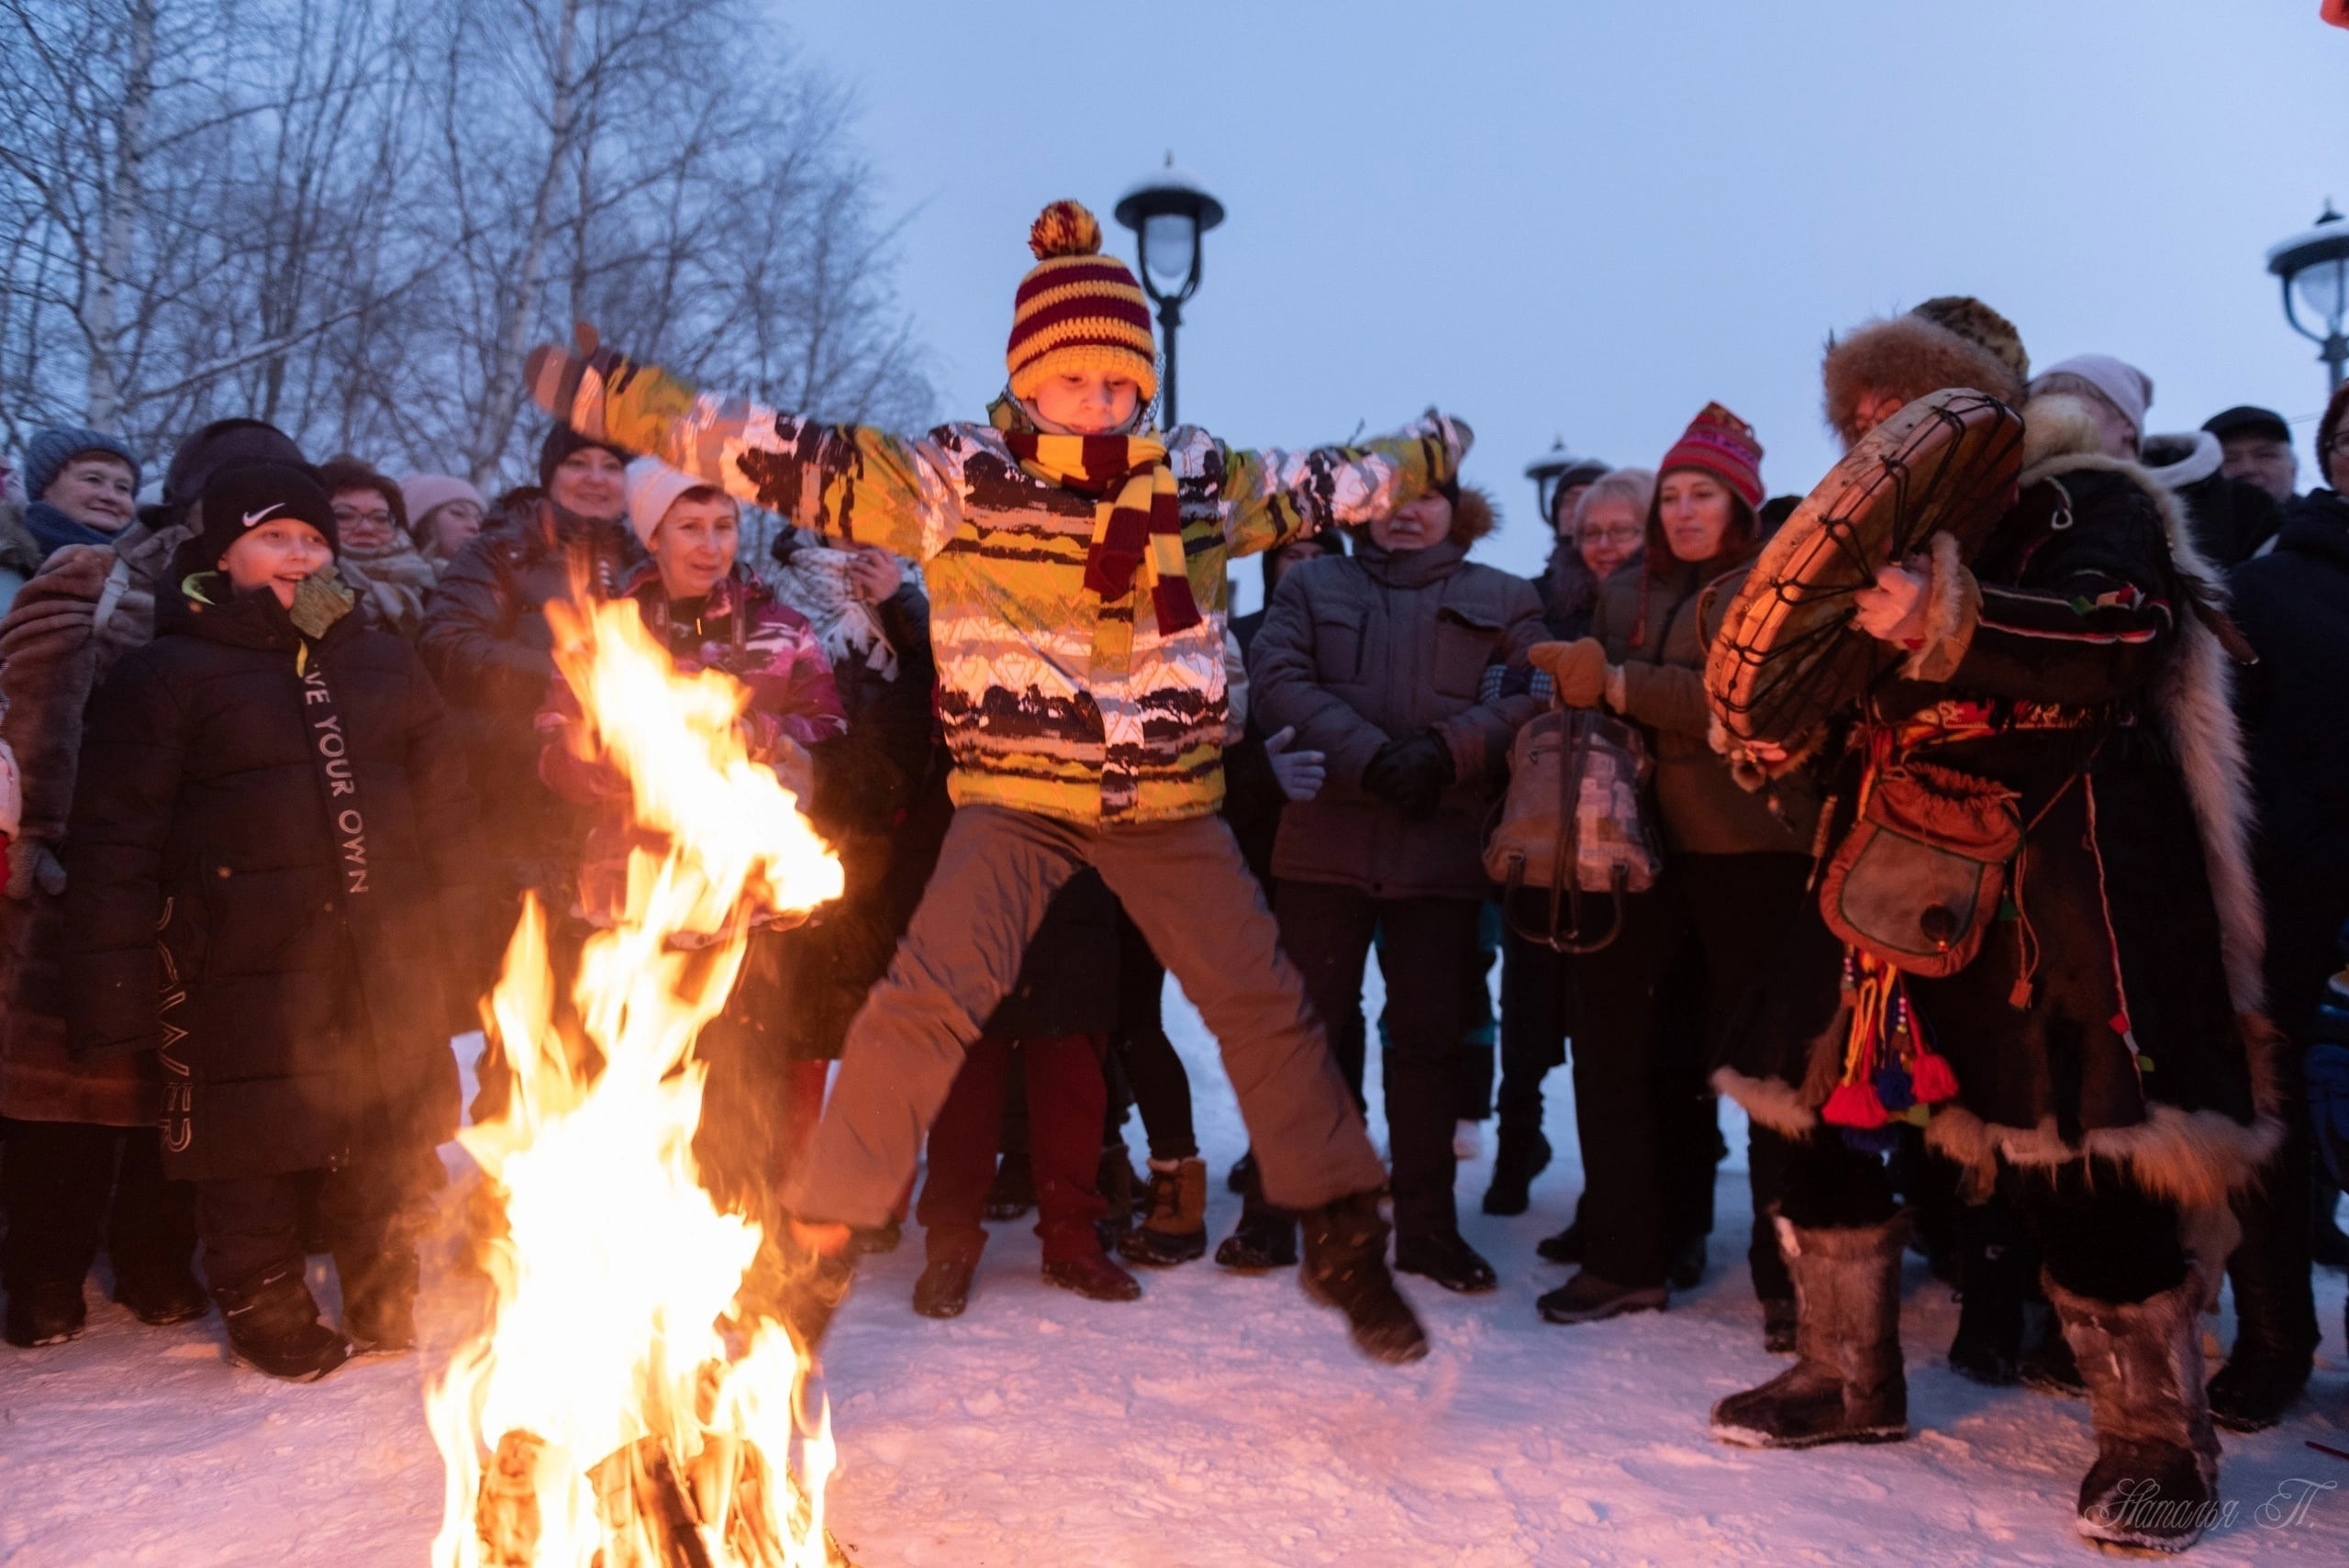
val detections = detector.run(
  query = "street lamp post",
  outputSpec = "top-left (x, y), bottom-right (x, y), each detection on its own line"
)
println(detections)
top-left (2267, 203), bottom-right (2349, 395)
top-left (1525, 439), bottom-right (1577, 528)
top-left (1114, 157), bottom-right (1225, 428)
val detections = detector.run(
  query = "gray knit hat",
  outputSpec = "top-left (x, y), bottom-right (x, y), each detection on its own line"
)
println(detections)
top-left (24, 426), bottom-right (139, 505)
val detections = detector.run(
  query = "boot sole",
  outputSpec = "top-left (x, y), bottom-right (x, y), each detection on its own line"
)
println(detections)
top-left (1041, 1273), bottom-right (1141, 1303)
top-left (1711, 1420), bottom-right (1908, 1450)
top-left (2076, 1518), bottom-right (2204, 1554)
top-left (1117, 1232), bottom-right (1208, 1267)
top-left (1538, 1292), bottom-right (1666, 1326)
top-left (1215, 1253), bottom-right (1296, 1273)
top-left (232, 1341), bottom-right (353, 1382)
top-left (1396, 1264), bottom-right (1497, 1295)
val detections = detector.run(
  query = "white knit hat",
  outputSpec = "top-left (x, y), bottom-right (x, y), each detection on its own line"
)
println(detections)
top-left (2031, 354), bottom-right (2154, 440)
top-left (623, 457), bottom-right (730, 547)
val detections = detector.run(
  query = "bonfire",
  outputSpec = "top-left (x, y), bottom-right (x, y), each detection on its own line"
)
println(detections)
top-left (427, 587), bottom-right (849, 1567)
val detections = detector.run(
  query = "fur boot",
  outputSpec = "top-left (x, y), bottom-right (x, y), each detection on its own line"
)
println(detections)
top-left (1712, 1214), bottom-right (1909, 1448)
top-left (2051, 1265), bottom-right (2221, 1554)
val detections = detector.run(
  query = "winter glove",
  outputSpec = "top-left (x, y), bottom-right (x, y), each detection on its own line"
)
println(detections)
top-left (1360, 731), bottom-right (1454, 820)
top-left (1262, 726), bottom-right (1328, 804)
top-left (6, 836), bottom-right (65, 901)
top-left (1528, 638), bottom-right (1612, 708)
top-left (522, 321), bottom-right (698, 457)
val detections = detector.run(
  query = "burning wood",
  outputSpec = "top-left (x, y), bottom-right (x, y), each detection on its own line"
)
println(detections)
top-left (472, 1429), bottom-right (852, 1568)
top-left (474, 1429), bottom-right (547, 1568)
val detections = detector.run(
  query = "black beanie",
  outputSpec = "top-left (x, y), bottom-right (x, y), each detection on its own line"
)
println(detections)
top-left (153, 418), bottom-right (306, 528)
top-left (538, 422), bottom-right (631, 492)
top-left (195, 462), bottom-right (338, 572)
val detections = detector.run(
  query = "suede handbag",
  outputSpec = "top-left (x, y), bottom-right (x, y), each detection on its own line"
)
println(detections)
top-left (1485, 706), bottom-right (1659, 952)
top-left (1818, 760), bottom-right (2020, 977)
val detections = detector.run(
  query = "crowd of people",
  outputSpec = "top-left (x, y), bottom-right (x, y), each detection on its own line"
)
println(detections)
top-left (1, 195), bottom-right (2344, 1555)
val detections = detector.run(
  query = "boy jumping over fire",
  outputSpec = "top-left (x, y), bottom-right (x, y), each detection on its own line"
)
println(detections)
top-left (524, 200), bottom-right (1471, 1363)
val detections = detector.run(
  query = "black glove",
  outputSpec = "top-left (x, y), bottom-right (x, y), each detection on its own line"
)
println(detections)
top-left (1359, 732), bottom-right (1454, 820)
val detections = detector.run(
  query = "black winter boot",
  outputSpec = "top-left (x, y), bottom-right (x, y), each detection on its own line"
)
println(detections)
top-left (1534, 1219), bottom-right (1584, 1266)
top-left (911, 1256), bottom-right (974, 1319)
top-left (1760, 1296), bottom-right (1798, 1355)
top-left (983, 1151), bottom-right (1036, 1221)
top-left (1095, 1140), bottom-right (1142, 1249)
top-left (1394, 1230), bottom-right (1497, 1294)
top-left (1711, 1214), bottom-right (1908, 1449)
top-left (1299, 1192), bottom-right (1428, 1364)
top-left (4, 1278), bottom-right (87, 1347)
top-left (1042, 1251), bottom-right (1141, 1302)
top-left (1482, 1128), bottom-right (1552, 1217)
top-left (113, 1262), bottom-right (210, 1327)
top-left (1216, 1160), bottom-right (1297, 1271)
top-left (1537, 1270), bottom-right (1666, 1325)
top-left (1119, 1158), bottom-right (1208, 1267)
top-left (1947, 1202), bottom-right (2032, 1386)
top-left (2051, 1266), bottom-right (2221, 1554)
top-left (2021, 1323), bottom-right (2087, 1397)
top-left (216, 1267), bottom-right (351, 1382)
top-left (339, 1246), bottom-right (420, 1354)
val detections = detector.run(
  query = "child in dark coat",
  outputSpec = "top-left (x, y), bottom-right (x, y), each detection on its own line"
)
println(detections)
top-left (64, 462), bottom-right (478, 1381)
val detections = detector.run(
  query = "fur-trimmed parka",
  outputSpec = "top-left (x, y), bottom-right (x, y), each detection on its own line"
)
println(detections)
top-left (1714, 395), bottom-right (2277, 1229)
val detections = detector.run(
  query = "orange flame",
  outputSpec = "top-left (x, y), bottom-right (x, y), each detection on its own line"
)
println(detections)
top-left (429, 590), bottom-right (845, 1567)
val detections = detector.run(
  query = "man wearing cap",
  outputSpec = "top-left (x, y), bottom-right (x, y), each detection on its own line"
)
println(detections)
top-left (2203, 406), bottom-right (2299, 506)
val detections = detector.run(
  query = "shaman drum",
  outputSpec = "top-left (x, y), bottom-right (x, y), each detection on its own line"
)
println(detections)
top-left (1706, 387), bottom-right (2024, 751)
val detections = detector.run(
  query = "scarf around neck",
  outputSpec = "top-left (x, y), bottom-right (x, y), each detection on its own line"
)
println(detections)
top-left (24, 500), bottom-right (122, 556)
top-left (1000, 427), bottom-right (1201, 634)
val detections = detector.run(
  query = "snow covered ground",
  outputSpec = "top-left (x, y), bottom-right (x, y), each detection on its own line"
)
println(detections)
top-left (5, 973), bottom-right (2347, 1567)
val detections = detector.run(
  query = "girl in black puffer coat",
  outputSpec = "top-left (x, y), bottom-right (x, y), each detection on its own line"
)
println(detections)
top-left (64, 463), bottom-right (477, 1382)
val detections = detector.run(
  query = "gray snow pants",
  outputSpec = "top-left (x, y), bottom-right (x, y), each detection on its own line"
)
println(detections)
top-left (780, 803), bottom-right (1386, 1227)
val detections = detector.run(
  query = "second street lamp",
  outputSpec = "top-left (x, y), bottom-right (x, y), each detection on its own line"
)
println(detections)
top-left (2267, 202), bottom-right (2349, 395)
top-left (1114, 157), bottom-right (1225, 428)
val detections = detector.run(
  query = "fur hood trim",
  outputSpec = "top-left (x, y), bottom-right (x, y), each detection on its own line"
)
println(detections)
top-left (1822, 315), bottom-right (2030, 450)
top-left (2139, 429), bottom-right (2223, 491)
top-left (1449, 483), bottom-right (1498, 547)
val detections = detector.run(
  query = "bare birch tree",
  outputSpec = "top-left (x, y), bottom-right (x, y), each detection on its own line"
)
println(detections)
top-left (0, 0), bottom-right (931, 490)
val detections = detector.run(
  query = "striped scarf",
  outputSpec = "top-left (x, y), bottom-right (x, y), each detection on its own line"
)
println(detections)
top-left (1003, 430), bottom-right (1201, 634)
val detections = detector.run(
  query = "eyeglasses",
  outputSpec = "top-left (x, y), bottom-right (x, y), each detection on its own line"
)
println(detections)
top-left (1579, 524), bottom-right (1642, 545)
top-left (331, 506), bottom-right (394, 528)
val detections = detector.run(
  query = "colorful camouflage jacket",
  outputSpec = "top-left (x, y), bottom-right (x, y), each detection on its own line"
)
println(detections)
top-left (603, 393), bottom-right (1466, 824)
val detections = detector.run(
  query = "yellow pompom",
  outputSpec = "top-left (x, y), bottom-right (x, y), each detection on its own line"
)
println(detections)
top-left (1029, 200), bottom-right (1102, 261)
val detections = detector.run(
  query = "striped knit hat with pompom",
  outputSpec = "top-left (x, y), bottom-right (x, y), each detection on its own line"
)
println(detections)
top-left (1006, 201), bottom-right (1159, 404)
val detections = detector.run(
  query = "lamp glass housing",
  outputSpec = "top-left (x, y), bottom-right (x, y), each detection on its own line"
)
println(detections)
top-left (2292, 255), bottom-right (2348, 333)
top-left (1141, 211), bottom-right (1197, 290)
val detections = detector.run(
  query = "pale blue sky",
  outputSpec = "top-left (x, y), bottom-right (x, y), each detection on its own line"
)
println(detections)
top-left (782, 0), bottom-right (2347, 598)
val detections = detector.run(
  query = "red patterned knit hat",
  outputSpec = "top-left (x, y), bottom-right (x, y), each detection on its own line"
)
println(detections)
top-left (1657, 402), bottom-right (1765, 508)
top-left (1007, 201), bottom-right (1159, 404)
